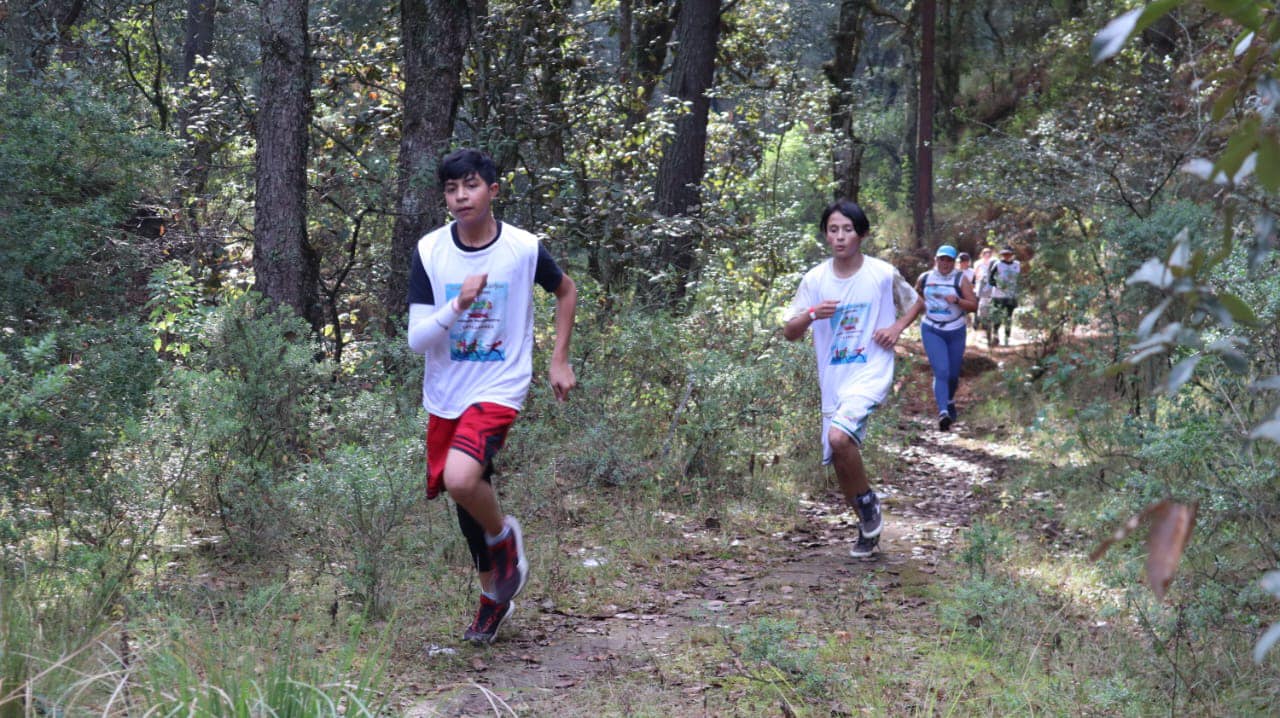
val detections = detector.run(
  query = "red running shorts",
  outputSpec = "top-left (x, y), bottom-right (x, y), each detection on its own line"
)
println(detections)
top-left (425, 402), bottom-right (518, 500)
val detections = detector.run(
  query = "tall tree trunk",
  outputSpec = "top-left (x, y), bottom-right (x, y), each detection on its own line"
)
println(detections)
top-left (177, 0), bottom-right (218, 200)
top-left (913, 0), bottom-right (935, 247)
top-left (645, 0), bottom-right (720, 308)
top-left (383, 0), bottom-right (472, 328)
top-left (253, 0), bottom-right (321, 329)
top-left (826, 0), bottom-right (868, 202)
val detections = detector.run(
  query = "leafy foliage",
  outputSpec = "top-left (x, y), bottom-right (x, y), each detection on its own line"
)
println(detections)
top-left (172, 295), bottom-right (325, 557)
top-left (295, 392), bottom-right (423, 618)
top-left (0, 86), bottom-right (171, 323)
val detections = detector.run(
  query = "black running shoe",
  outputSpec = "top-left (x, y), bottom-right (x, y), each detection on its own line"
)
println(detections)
top-left (939, 412), bottom-right (952, 431)
top-left (854, 490), bottom-right (882, 538)
top-left (849, 529), bottom-right (880, 558)
top-left (463, 595), bottom-right (514, 645)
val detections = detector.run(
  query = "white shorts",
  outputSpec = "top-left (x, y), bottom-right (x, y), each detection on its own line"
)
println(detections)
top-left (821, 394), bottom-right (880, 464)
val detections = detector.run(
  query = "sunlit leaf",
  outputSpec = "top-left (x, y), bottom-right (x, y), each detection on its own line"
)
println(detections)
top-left (1182, 158), bottom-right (1216, 180)
top-left (1260, 570), bottom-right (1280, 596)
top-left (1249, 215), bottom-right (1276, 274)
top-left (1218, 120), bottom-right (1261, 181)
top-left (1125, 322), bottom-right (1183, 365)
top-left (1168, 229), bottom-right (1191, 270)
top-left (1092, 1), bottom-right (1188, 63)
top-left (1234, 30), bottom-right (1256, 57)
top-left (1206, 335), bottom-right (1249, 355)
top-left (1234, 151), bottom-right (1259, 184)
top-left (1249, 376), bottom-right (1280, 391)
top-left (1137, 297), bottom-right (1172, 339)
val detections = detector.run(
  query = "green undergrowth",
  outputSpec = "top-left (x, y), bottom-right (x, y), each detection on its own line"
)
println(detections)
top-left (914, 348), bottom-right (1280, 716)
top-left (6, 320), bottom-right (1280, 716)
top-left (496, 345), bottom-right (1280, 717)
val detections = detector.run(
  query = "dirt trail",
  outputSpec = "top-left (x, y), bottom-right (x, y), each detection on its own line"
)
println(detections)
top-left (402, 335), bottom-right (1029, 717)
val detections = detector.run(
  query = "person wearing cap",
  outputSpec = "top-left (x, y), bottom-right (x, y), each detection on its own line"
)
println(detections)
top-left (957, 252), bottom-right (976, 328)
top-left (957, 252), bottom-right (974, 282)
top-left (987, 246), bottom-right (1021, 346)
top-left (906, 245), bottom-right (977, 430)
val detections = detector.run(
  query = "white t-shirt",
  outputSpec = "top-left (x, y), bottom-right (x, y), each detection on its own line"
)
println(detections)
top-left (988, 259), bottom-right (1021, 300)
top-left (786, 256), bottom-right (917, 417)
top-left (412, 223), bottom-right (542, 417)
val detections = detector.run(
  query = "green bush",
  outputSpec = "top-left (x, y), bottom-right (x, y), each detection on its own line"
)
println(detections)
top-left (730, 617), bottom-right (829, 695)
top-left (0, 85), bottom-right (171, 322)
top-left (0, 322), bottom-right (161, 568)
top-left (296, 391), bottom-right (422, 618)
top-left (174, 295), bottom-right (326, 557)
top-left (516, 304), bottom-right (810, 505)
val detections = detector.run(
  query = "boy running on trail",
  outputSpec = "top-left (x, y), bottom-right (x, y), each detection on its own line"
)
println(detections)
top-left (406, 148), bottom-right (577, 644)
top-left (782, 199), bottom-right (921, 557)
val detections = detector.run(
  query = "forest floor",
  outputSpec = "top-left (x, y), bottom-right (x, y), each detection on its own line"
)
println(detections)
top-left (395, 322), bottom-right (1038, 717)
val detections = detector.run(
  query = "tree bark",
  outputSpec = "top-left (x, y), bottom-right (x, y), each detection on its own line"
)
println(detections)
top-left (253, 0), bottom-right (321, 329)
top-left (826, 0), bottom-right (868, 202)
top-left (383, 0), bottom-right (472, 328)
top-left (913, 0), bottom-right (935, 247)
top-left (646, 0), bottom-right (720, 308)
top-left (529, 0), bottom-right (571, 168)
top-left (625, 0), bottom-right (676, 130)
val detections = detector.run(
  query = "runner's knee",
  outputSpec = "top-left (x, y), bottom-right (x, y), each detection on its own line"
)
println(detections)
top-left (828, 426), bottom-right (860, 452)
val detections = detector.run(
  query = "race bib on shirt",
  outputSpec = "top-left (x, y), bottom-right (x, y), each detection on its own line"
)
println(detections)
top-left (445, 283), bottom-right (509, 362)
top-left (828, 302), bottom-right (871, 365)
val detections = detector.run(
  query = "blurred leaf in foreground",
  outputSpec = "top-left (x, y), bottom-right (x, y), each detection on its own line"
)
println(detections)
top-left (1090, 500), bottom-right (1198, 601)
